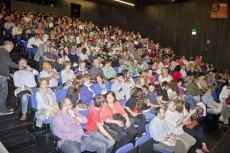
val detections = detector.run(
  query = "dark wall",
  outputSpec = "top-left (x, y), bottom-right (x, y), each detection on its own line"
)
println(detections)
top-left (57, 0), bottom-right (230, 69)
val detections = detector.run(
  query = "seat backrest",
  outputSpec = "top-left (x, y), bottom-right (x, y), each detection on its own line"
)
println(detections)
top-left (55, 89), bottom-right (68, 102)
top-left (57, 72), bottom-right (62, 84)
top-left (116, 143), bottom-right (134, 153)
top-left (79, 110), bottom-right (88, 117)
top-left (105, 81), bottom-right (112, 91)
top-left (119, 100), bottom-right (127, 106)
top-left (212, 91), bottom-right (218, 101)
top-left (145, 123), bottom-right (150, 134)
top-left (135, 134), bottom-right (154, 153)
top-left (132, 77), bottom-right (139, 83)
top-left (127, 146), bottom-right (138, 153)
top-left (23, 41), bottom-right (28, 48)
top-left (135, 134), bottom-right (152, 147)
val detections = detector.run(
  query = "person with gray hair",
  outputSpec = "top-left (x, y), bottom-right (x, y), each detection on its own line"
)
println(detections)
top-left (0, 41), bottom-right (18, 115)
top-left (165, 100), bottom-right (196, 152)
top-left (89, 58), bottom-right (105, 80)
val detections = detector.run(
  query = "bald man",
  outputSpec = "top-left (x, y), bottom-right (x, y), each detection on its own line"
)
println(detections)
top-left (39, 62), bottom-right (60, 89)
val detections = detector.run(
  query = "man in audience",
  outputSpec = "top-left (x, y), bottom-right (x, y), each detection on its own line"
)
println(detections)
top-left (68, 46), bottom-right (79, 67)
top-left (43, 46), bottom-right (58, 68)
top-left (150, 107), bottom-right (186, 153)
top-left (89, 59), bottom-right (105, 80)
top-left (39, 62), bottom-right (60, 89)
top-left (157, 81), bottom-right (169, 108)
top-left (111, 73), bottom-right (131, 100)
top-left (146, 83), bottom-right (163, 111)
top-left (165, 101), bottom-right (196, 152)
top-left (52, 98), bottom-right (113, 153)
top-left (13, 58), bottom-right (38, 120)
top-left (34, 40), bottom-right (51, 62)
top-left (102, 59), bottom-right (116, 80)
top-left (202, 87), bottom-right (222, 113)
top-left (27, 33), bottom-right (40, 60)
top-left (75, 60), bottom-right (89, 76)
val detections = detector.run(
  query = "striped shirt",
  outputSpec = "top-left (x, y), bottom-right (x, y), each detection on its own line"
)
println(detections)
top-left (52, 110), bottom-right (88, 144)
top-left (149, 117), bottom-right (171, 142)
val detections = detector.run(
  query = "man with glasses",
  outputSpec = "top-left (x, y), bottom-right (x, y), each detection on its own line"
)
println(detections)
top-left (0, 41), bottom-right (18, 115)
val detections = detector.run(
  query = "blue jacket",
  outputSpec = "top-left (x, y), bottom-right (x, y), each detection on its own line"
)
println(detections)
top-left (80, 84), bottom-right (94, 106)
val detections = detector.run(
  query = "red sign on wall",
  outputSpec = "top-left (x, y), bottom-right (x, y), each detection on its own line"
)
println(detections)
top-left (211, 3), bottom-right (227, 18)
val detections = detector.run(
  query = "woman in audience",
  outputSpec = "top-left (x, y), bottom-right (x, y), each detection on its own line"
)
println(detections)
top-left (176, 100), bottom-right (209, 153)
top-left (61, 61), bottom-right (75, 88)
top-left (167, 80), bottom-right (178, 101)
top-left (121, 69), bottom-right (135, 89)
top-left (136, 70), bottom-right (149, 88)
top-left (66, 76), bottom-right (86, 109)
top-left (102, 59), bottom-right (116, 80)
top-left (171, 65), bottom-right (182, 81)
top-left (133, 58), bottom-right (142, 75)
top-left (158, 67), bottom-right (172, 85)
top-left (80, 74), bottom-right (94, 106)
top-left (58, 48), bottom-right (70, 64)
top-left (95, 73), bottom-right (110, 95)
top-left (35, 78), bottom-right (58, 129)
top-left (101, 91), bottom-right (137, 149)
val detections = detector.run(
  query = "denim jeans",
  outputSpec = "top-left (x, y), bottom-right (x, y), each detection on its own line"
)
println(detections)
top-left (81, 135), bottom-right (108, 153)
top-left (88, 131), bottom-right (113, 153)
top-left (21, 87), bottom-right (38, 113)
top-left (0, 77), bottom-right (8, 113)
top-left (27, 48), bottom-right (32, 59)
top-left (143, 110), bottom-right (155, 121)
top-left (184, 95), bottom-right (197, 109)
top-left (60, 140), bottom-right (81, 153)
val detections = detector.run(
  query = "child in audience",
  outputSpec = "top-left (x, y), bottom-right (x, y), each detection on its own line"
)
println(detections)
top-left (80, 74), bottom-right (95, 106)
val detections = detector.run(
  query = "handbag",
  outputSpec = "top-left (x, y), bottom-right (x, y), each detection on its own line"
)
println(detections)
top-left (225, 95), bottom-right (230, 105)
top-left (186, 120), bottom-right (198, 129)
top-left (104, 104), bottom-right (126, 131)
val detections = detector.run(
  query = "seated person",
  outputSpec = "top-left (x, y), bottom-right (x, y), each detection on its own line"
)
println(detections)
top-left (61, 61), bottom-right (75, 88)
top-left (157, 81), bottom-right (170, 108)
top-left (68, 46), bottom-right (79, 66)
top-left (85, 95), bottom-right (115, 152)
top-left (95, 73), bottom-right (110, 95)
top-left (148, 68), bottom-right (156, 83)
top-left (101, 91), bottom-right (137, 149)
top-left (111, 73), bottom-right (131, 100)
top-left (39, 62), bottom-right (60, 89)
top-left (202, 87), bottom-right (222, 113)
top-left (150, 107), bottom-right (186, 153)
top-left (57, 48), bottom-right (70, 65)
top-left (80, 74), bottom-right (95, 106)
top-left (219, 84), bottom-right (230, 128)
top-left (121, 70), bottom-right (135, 89)
top-left (43, 46), bottom-right (58, 68)
top-left (89, 59), bottom-right (105, 80)
top-left (136, 70), bottom-right (149, 88)
top-left (75, 60), bottom-right (89, 76)
top-left (165, 101), bottom-right (196, 152)
top-left (36, 78), bottom-right (58, 128)
top-left (146, 83), bottom-right (164, 111)
top-left (167, 81), bottom-right (178, 101)
top-left (102, 59), bottom-right (116, 80)
top-left (52, 98), bottom-right (111, 153)
top-left (13, 58), bottom-right (39, 120)
top-left (176, 100), bottom-right (209, 153)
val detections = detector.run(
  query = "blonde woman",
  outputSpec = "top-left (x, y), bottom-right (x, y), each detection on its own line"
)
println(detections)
top-left (136, 70), bottom-right (149, 88)
top-left (158, 67), bottom-right (172, 85)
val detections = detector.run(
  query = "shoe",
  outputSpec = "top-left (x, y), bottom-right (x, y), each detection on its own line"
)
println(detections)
top-left (7, 107), bottom-right (13, 112)
top-left (0, 110), bottom-right (14, 115)
top-left (202, 147), bottom-right (209, 153)
top-left (20, 114), bottom-right (27, 121)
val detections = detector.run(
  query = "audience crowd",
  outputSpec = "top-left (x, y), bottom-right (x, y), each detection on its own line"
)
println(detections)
top-left (2, 9), bottom-right (230, 153)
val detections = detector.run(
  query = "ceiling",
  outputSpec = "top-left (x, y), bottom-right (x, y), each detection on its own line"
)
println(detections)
top-left (85, 0), bottom-right (190, 7)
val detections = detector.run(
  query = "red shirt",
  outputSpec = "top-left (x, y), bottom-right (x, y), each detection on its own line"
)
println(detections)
top-left (101, 101), bottom-right (127, 122)
top-left (150, 53), bottom-right (157, 59)
top-left (85, 105), bottom-right (102, 133)
top-left (171, 71), bottom-right (181, 81)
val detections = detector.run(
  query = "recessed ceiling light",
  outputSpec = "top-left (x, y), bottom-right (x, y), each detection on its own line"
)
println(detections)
top-left (114, 0), bottom-right (135, 6)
